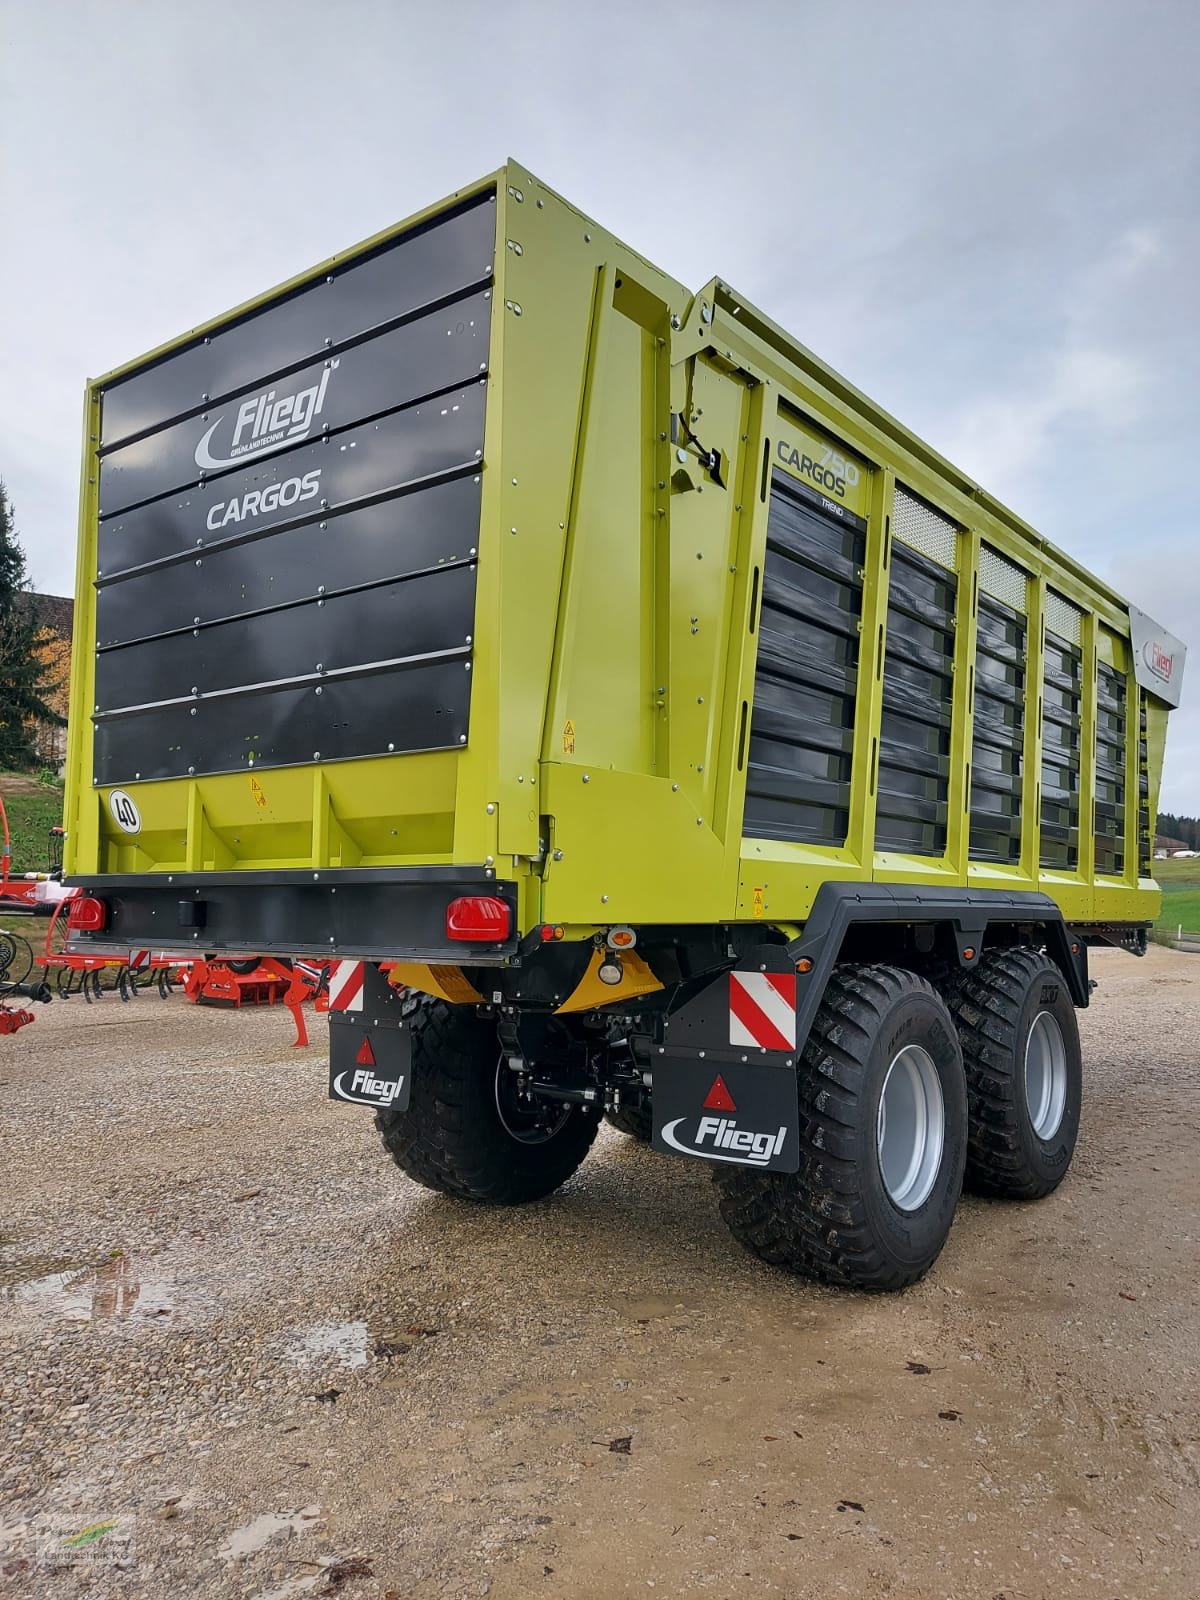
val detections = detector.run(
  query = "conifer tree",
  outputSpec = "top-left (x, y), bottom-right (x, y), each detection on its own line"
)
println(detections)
top-left (0, 480), bottom-right (62, 769)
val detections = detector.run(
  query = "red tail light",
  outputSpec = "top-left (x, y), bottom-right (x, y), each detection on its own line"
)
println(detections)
top-left (446, 895), bottom-right (511, 942)
top-left (68, 895), bottom-right (108, 932)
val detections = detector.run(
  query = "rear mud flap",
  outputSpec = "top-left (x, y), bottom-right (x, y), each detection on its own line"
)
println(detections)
top-left (327, 962), bottom-right (412, 1110)
top-left (652, 1058), bottom-right (800, 1173)
top-left (652, 954), bottom-right (801, 1173)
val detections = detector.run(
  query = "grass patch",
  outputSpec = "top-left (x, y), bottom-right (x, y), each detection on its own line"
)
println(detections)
top-left (1153, 856), bottom-right (1200, 937)
top-left (0, 773), bottom-right (64, 873)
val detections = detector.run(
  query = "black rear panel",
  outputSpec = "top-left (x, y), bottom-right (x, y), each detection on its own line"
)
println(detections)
top-left (93, 194), bottom-right (495, 784)
top-left (1094, 660), bottom-right (1127, 875)
top-left (742, 471), bottom-right (865, 846)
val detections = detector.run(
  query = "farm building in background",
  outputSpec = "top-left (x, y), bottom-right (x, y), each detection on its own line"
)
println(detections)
top-left (30, 593), bottom-right (72, 770)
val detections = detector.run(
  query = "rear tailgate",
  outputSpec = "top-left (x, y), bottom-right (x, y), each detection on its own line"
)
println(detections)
top-left (62, 182), bottom-right (522, 960)
top-left (94, 194), bottom-right (493, 784)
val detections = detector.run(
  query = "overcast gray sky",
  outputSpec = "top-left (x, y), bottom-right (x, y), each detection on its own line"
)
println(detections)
top-left (3, 0), bottom-right (1197, 809)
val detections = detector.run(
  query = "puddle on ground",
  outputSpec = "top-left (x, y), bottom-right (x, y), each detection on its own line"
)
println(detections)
top-left (283, 1320), bottom-right (369, 1369)
top-left (0, 1254), bottom-right (80, 1292)
top-left (219, 1505), bottom-right (322, 1561)
top-left (0, 1254), bottom-right (191, 1325)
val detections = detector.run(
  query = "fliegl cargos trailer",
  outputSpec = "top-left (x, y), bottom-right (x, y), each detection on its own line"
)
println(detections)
top-left (64, 160), bottom-right (1186, 1289)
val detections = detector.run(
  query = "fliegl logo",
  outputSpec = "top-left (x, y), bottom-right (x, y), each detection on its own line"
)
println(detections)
top-left (660, 1114), bottom-right (788, 1167)
top-left (1144, 638), bottom-right (1176, 687)
top-left (194, 360), bottom-right (338, 472)
top-left (331, 1067), bottom-right (405, 1107)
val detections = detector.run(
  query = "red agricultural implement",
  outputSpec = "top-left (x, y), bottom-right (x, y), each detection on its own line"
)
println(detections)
top-left (181, 957), bottom-right (331, 1045)
top-left (35, 893), bottom-right (331, 1045)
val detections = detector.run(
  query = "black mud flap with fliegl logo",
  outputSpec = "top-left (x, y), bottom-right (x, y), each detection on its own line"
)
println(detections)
top-left (652, 1058), bottom-right (800, 1173)
top-left (327, 961), bottom-right (412, 1110)
top-left (652, 958), bottom-right (802, 1173)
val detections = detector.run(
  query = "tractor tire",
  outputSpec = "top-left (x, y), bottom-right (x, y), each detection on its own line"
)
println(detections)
top-left (942, 946), bottom-right (1082, 1200)
top-left (605, 1101), bottom-right (653, 1142)
top-left (714, 965), bottom-right (967, 1292)
top-left (375, 996), bottom-right (601, 1204)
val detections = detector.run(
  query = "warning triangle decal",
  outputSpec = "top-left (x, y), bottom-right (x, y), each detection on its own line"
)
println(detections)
top-left (355, 1036), bottom-right (376, 1068)
top-left (703, 1074), bottom-right (737, 1112)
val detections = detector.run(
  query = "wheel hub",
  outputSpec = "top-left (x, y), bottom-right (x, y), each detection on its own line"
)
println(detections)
top-left (1024, 1011), bottom-right (1068, 1140)
top-left (877, 1044), bottom-right (945, 1212)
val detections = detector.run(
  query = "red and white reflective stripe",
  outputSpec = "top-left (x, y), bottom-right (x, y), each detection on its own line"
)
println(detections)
top-left (728, 971), bottom-right (797, 1051)
top-left (328, 960), bottom-right (366, 1013)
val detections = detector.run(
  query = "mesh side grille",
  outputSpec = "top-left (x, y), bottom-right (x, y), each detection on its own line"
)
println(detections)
top-left (1044, 589), bottom-right (1084, 645)
top-left (979, 545), bottom-right (1029, 613)
top-left (893, 486), bottom-right (958, 570)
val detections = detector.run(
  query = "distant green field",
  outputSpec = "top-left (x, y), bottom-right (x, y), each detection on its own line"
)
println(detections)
top-left (1154, 856), bottom-right (1200, 936)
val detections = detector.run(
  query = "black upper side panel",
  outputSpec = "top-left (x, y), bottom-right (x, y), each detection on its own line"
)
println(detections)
top-left (100, 196), bottom-right (496, 450)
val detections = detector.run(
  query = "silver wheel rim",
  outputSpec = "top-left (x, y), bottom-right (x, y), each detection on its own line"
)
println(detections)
top-left (877, 1044), bottom-right (945, 1212)
top-left (1024, 1011), bottom-right (1067, 1141)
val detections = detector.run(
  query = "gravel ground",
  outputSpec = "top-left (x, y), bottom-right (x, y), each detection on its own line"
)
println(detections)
top-left (1, 944), bottom-right (1197, 1600)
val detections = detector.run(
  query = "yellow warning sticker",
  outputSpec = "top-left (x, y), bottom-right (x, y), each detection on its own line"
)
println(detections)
top-left (249, 776), bottom-right (267, 808)
top-left (752, 886), bottom-right (765, 919)
top-left (562, 718), bottom-right (576, 755)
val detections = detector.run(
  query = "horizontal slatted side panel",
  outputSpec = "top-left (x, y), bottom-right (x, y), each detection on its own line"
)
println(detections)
top-left (1094, 661), bottom-right (1127, 875)
top-left (1138, 689), bottom-right (1152, 874)
top-left (969, 592), bottom-right (1026, 863)
top-left (742, 472), bottom-right (864, 845)
top-left (1040, 591), bottom-right (1084, 870)
top-left (875, 489), bottom-right (958, 856)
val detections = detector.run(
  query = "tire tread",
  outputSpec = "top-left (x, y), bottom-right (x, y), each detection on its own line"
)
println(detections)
top-left (714, 964), bottom-right (958, 1292)
top-left (375, 996), bottom-right (600, 1204)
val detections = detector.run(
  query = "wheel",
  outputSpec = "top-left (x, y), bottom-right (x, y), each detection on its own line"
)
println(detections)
top-left (375, 996), bottom-right (601, 1204)
top-left (0, 931), bottom-right (33, 989)
top-left (605, 1100), bottom-right (652, 1141)
top-left (942, 946), bottom-right (1082, 1200)
top-left (714, 965), bottom-right (967, 1291)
